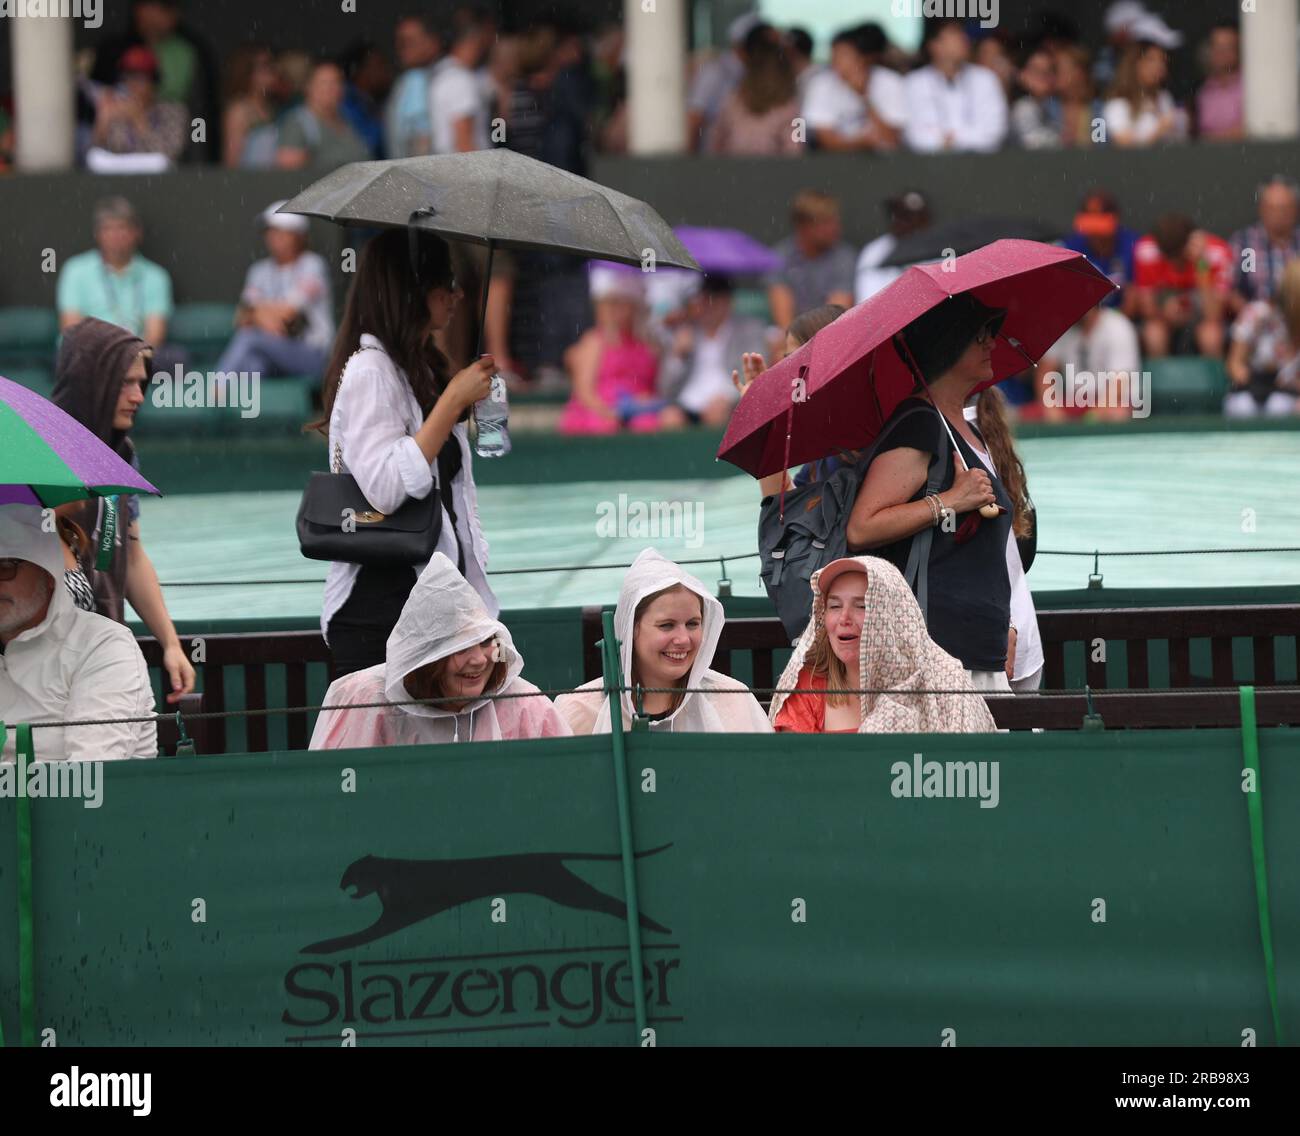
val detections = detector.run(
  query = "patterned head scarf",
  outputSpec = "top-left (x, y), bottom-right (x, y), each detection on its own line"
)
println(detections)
top-left (769, 555), bottom-right (997, 733)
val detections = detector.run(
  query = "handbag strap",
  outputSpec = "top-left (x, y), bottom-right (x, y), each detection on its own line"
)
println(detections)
top-left (331, 343), bottom-right (382, 474)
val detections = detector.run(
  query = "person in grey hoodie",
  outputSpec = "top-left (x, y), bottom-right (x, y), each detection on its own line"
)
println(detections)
top-left (51, 316), bottom-right (194, 702)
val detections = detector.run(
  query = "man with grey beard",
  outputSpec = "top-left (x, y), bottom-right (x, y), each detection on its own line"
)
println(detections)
top-left (0, 505), bottom-right (156, 762)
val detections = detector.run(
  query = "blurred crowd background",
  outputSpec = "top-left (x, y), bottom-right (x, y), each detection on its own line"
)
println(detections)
top-left (1, 0), bottom-right (1298, 426)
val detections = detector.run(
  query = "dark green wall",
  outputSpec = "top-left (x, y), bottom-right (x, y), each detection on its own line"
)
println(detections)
top-left (2, 140), bottom-right (1295, 308)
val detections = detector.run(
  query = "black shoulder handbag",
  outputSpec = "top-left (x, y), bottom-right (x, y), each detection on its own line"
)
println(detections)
top-left (296, 346), bottom-right (442, 565)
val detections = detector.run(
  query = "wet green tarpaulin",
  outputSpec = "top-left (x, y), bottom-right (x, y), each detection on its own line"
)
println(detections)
top-left (1, 728), bottom-right (1296, 1046)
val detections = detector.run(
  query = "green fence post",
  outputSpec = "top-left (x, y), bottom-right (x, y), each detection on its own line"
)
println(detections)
top-left (599, 609), bottom-right (650, 1044)
top-left (1238, 685), bottom-right (1284, 1046)
top-left (14, 724), bottom-right (36, 1047)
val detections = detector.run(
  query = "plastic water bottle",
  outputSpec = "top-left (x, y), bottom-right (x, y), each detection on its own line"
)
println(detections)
top-left (473, 368), bottom-right (511, 459)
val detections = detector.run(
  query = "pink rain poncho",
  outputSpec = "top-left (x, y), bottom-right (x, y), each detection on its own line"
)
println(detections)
top-left (769, 555), bottom-right (997, 734)
top-left (309, 553), bottom-right (570, 749)
top-left (556, 548), bottom-right (771, 734)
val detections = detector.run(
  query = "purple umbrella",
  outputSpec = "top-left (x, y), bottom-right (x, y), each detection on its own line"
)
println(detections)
top-left (674, 226), bottom-right (782, 276)
top-left (0, 376), bottom-right (160, 507)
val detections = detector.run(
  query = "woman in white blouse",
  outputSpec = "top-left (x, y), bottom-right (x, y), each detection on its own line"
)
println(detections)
top-left (310, 228), bottom-right (498, 675)
top-left (1103, 41), bottom-right (1187, 147)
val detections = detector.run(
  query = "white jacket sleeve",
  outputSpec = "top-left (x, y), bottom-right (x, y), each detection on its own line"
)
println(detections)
top-left (340, 363), bottom-right (435, 516)
top-left (65, 632), bottom-right (157, 760)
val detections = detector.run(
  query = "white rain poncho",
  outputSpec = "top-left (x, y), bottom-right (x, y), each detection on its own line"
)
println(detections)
top-left (769, 555), bottom-right (996, 734)
top-left (556, 548), bottom-right (771, 735)
top-left (310, 553), bottom-right (569, 749)
top-left (0, 504), bottom-right (156, 761)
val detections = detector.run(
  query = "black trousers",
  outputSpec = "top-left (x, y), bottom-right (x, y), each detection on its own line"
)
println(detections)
top-left (327, 564), bottom-right (419, 678)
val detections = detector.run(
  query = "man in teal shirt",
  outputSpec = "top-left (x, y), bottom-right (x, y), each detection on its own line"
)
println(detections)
top-left (57, 196), bottom-right (174, 348)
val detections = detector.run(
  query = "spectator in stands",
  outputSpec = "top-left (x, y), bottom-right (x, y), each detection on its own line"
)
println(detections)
top-left (274, 59), bottom-right (371, 171)
top-left (770, 556), bottom-right (995, 734)
top-left (1054, 44), bottom-right (1104, 148)
top-left (558, 268), bottom-right (662, 435)
top-left (222, 44), bottom-right (281, 168)
top-left (972, 388), bottom-right (1042, 691)
top-left (57, 197), bottom-right (174, 354)
top-left (973, 31), bottom-right (1017, 98)
top-left (687, 12), bottom-right (770, 152)
top-left (733, 303), bottom-right (851, 495)
top-left (855, 189), bottom-right (932, 303)
top-left (386, 14), bottom-right (442, 158)
top-left (1133, 213), bottom-right (1231, 358)
top-left (1094, 1), bottom-right (1149, 92)
top-left (90, 0), bottom-right (217, 162)
top-left (660, 276), bottom-right (767, 428)
top-left (339, 40), bottom-right (394, 159)
top-left (1196, 22), bottom-right (1243, 141)
top-left (50, 319), bottom-right (195, 702)
top-left (556, 549), bottom-right (771, 735)
top-left (903, 18), bottom-right (1007, 153)
top-left (91, 46), bottom-right (188, 163)
top-left (1062, 190), bottom-right (1141, 312)
top-left (800, 22), bottom-right (904, 153)
top-left (311, 229), bottom-right (498, 677)
top-left (215, 202), bottom-right (333, 384)
top-left (591, 22), bottom-right (628, 153)
top-left (767, 190), bottom-right (856, 331)
top-left (1224, 259), bottom-right (1300, 419)
top-left (707, 24), bottom-right (802, 156)
top-left (1010, 46), bottom-right (1061, 149)
top-left (1229, 177), bottom-right (1300, 307)
top-left (1036, 303), bottom-right (1142, 423)
top-left (428, 20), bottom-right (492, 153)
top-left (785, 26), bottom-right (823, 97)
top-left (310, 553), bottom-right (569, 749)
top-left (1103, 30), bottom-right (1187, 147)
top-left (844, 294), bottom-right (1015, 690)
top-left (0, 506), bottom-right (158, 762)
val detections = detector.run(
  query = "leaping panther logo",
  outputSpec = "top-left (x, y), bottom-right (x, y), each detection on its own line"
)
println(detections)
top-left (302, 845), bottom-right (673, 954)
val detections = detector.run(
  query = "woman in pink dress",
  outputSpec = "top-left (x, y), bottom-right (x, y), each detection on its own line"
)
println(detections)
top-left (558, 268), bottom-right (664, 435)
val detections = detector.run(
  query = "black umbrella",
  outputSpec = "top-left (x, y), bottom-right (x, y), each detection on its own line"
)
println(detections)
top-left (883, 215), bottom-right (1066, 267)
top-left (279, 150), bottom-right (700, 351)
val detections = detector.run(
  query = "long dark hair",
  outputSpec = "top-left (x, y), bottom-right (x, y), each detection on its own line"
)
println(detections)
top-left (975, 386), bottom-right (1031, 539)
top-left (309, 228), bottom-right (458, 435)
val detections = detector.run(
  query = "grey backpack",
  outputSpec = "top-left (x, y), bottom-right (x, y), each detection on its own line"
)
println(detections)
top-left (757, 404), bottom-right (950, 641)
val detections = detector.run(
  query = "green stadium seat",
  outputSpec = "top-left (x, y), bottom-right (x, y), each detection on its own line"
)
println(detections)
top-left (1147, 357), bottom-right (1228, 415)
top-left (169, 302), bottom-right (238, 357)
top-left (0, 307), bottom-right (59, 360)
top-left (733, 287), bottom-right (772, 323)
top-left (3, 366), bottom-right (55, 400)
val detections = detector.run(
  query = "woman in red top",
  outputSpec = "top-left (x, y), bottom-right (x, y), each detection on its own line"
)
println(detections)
top-left (771, 556), bottom-right (997, 735)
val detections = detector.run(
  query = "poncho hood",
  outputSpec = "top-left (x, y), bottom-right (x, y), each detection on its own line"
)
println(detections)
top-left (770, 555), bottom-right (996, 733)
top-left (596, 547), bottom-right (724, 731)
top-left (52, 316), bottom-right (150, 461)
top-left (382, 552), bottom-right (521, 720)
top-left (0, 504), bottom-right (74, 644)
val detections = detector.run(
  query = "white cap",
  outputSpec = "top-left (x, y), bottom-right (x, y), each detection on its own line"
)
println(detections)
top-left (1129, 12), bottom-right (1182, 49)
top-left (728, 11), bottom-right (763, 46)
top-left (262, 200), bottom-right (310, 233)
top-left (1104, 1), bottom-right (1148, 35)
top-left (589, 265), bottom-right (646, 303)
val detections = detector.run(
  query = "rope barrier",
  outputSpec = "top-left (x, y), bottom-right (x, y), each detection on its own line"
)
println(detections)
top-left (3, 683), bottom-right (1289, 733)
top-left (153, 545), bottom-right (1300, 588)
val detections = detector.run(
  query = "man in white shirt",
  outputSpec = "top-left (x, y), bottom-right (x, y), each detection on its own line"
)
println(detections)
top-left (801, 22), bottom-right (905, 152)
top-left (903, 18), bottom-right (1007, 153)
top-left (855, 188), bottom-right (933, 303)
top-left (1038, 306), bottom-right (1143, 421)
top-left (429, 21), bottom-right (492, 154)
top-left (0, 505), bottom-right (157, 762)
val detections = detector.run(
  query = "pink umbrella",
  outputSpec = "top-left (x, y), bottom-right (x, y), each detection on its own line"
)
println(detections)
top-left (717, 240), bottom-right (1116, 479)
